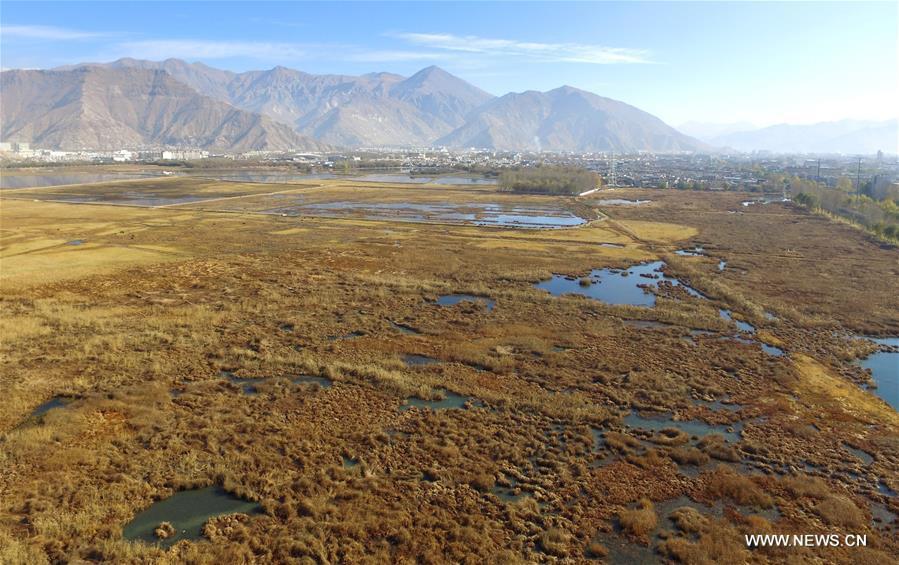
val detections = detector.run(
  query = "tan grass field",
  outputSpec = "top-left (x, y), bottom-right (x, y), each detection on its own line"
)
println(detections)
top-left (0, 176), bottom-right (897, 563)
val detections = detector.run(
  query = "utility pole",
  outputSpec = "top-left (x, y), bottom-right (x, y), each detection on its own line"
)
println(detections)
top-left (856, 157), bottom-right (862, 199)
top-left (816, 159), bottom-right (820, 183)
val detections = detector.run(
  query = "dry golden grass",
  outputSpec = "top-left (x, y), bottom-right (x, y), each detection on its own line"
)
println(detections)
top-left (1, 243), bottom-right (182, 287)
top-left (611, 219), bottom-right (698, 243)
top-left (703, 466), bottom-right (773, 509)
top-left (779, 474), bottom-right (830, 499)
top-left (814, 495), bottom-right (867, 528)
top-left (1, 177), bottom-right (897, 562)
top-left (658, 519), bottom-right (751, 564)
top-left (618, 498), bottom-right (658, 538)
top-left (793, 354), bottom-right (899, 427)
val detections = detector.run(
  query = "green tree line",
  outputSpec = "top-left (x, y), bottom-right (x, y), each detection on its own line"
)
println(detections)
top-left (498, 166), bottom-right (601, 195)
top-left (789, 175), bottom-right (899, 241)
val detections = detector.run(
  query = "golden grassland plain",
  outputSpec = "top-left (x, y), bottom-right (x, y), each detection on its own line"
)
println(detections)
top-left (0, 176), bottom-right (897, 563)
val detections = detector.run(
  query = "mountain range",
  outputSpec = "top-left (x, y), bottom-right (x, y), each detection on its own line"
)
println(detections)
top-left (677, 121), bottom-right (758, 141)
top-left (438, 86), bottom-right (700, 152)
top-left (0, 66), bottom-right (324, 152)
top-left (707, 119), bottom-right (898, 154)
top-left (1, 58), bottom-right (705, 153)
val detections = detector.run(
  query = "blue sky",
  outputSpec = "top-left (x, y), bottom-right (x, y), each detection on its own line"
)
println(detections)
top-left (2, 1), bottom-right (896, 127)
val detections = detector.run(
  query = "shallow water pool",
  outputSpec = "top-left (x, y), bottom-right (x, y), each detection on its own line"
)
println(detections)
top-left (122, 486), bottom-right (261, 546)
top-left (535, 261), bottom-right (703, 307)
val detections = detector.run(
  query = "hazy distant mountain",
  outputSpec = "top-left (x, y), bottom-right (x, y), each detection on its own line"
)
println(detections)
top-left (677, 121), bottom-right (758, 142)
top-left (0, 67), bottom-right (325, 151)
top-left (711, 119), bottom-right (898, 154)
top-left (436, 86), bottom-right (705, 152)
top-left (68, 59), bottom-right (494, 147)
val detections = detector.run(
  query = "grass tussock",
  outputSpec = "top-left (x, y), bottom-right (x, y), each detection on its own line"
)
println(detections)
top-left (780, 474), bottom-right (830, 499)
top-left (658, 519), bottom-right (751, 564)
top-left (669, 507), bottom-right (709, 535)
top-left (704, 466), bottom-right (773, 509)
top-left (539, 527), bottom-right (572, 557)
top-left (669, 446), bottom-right (710, 466)
top-left (585, 539), bottom-right (608, 558)
top-left (618, 498), bottom-right (658, 538)
top-left (329, 360), bottom-right (435, 399)
top-left (814, 495), bottom-right (866, 528)
top-left (696, 434), bottom-right (741, 462)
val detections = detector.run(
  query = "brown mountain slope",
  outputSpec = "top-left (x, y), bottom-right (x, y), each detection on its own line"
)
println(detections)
top-left (77, 59), bottom-right (495, 147)
top-left (0, 67), bottom-right (326, 151)
top-left (437, 86), bottom-right (705, 153)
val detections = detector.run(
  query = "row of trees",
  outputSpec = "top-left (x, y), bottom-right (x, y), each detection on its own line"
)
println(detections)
top-left (789, 175), bottom-right (899, 241)
top-left (498, 166), bottom-right (601, 195)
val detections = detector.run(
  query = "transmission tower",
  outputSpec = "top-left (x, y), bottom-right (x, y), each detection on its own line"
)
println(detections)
top-left (608, 152), bottom-right (616, 187)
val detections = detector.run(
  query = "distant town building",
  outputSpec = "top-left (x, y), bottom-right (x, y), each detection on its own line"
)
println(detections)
top-left (161, 149), bottom-right (208, 160)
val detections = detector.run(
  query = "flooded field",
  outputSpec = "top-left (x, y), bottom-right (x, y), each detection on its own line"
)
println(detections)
top-left (1, 179), bottom-right (897, 562)
top-left (719, 309), bottom-right (756, 333)
top-left (202, 173), bottom-right (495, 185)
top-left (402, 354), bottom-right (440, 366)
top-left (261, 200), bottom-right (585, 228)
top-left (399, 390), bottom-right (476, 411)
top-left (195, 171), bottom-right (339, 183)
top-left (857, 337), bottom-right (899, 410)
top-left (292, 375), bottom-right (334, 388)
top-left (624, 410), bottom-right (742, 442)
top-left (435, 294), bottom-right (496, 310)
top-left (13, 176), bottom-right (591, 229)
top-left (0, 171), bottom-right (165, 189)
top-left (676, 245), bottom-right (705, 256)
top-left (0, 176), bottom-right (297, 207)
top-left (20, 396), bottom-right (74, 425)
top-left (535, 260), bottom-right (702, 306)
top-left (353, 174), bottom-right (496, 185)
top-left (594, 198), bottom-right (652, 206)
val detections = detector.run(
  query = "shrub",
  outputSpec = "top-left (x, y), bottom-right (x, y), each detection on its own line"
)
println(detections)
top-left (585, 540), bottom-right (608, 558)
top-left (605, 431), bottom-right (642, 453)
top-left (651, 428), bottom-right (691, 446)
top-left (619, 498), bottom-right (658, 537)
top-left (154, 521), bottom-right (175, 539)
top-left (668, 507), bottom-right (709, 534)
top-left (780, 475), bottom-right (830, 499)
top-left (658, 521), bottom-right (750, 563)
top-left (705, 466), bottom-right (773, 508)
top-left (814, 495), bottom-right (866, 528)
top-left (539, 528), bottom-right (571, 557)
top-left (469, 473), bottom-right (494, 492)
top-left (669, 446), bottom-right (710, 466)
top-left (697, 434), bottom-right (741, 462)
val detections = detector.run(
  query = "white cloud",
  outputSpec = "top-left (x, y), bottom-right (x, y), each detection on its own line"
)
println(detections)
top-left (116, 39), bottom-right (455, 65)
top-left (116, 40), bottom-right (310, 61)
top-left (345, 50), bottom-right (451, 63)
top-left (391, 32), bottom-right (651, 64)
top-left (1, 24), bottom-right (114, 40)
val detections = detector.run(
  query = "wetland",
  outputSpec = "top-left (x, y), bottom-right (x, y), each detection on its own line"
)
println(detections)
top-left (0, 175), bottom-right (897, 563)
